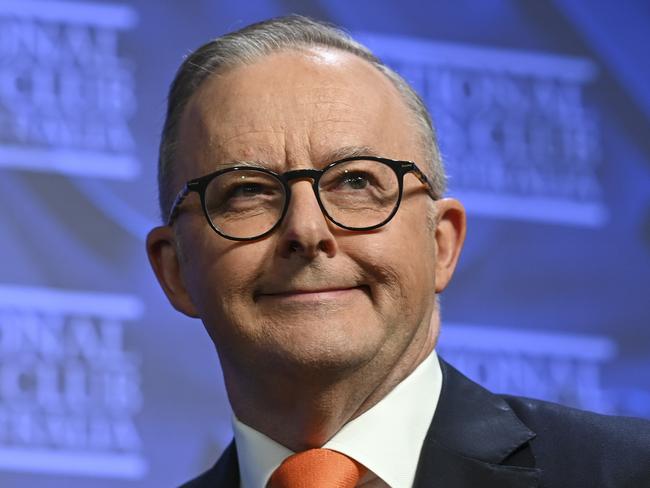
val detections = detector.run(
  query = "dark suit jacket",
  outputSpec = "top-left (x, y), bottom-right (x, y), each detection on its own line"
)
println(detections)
top-left (181, 359), bottom-right (650, 487)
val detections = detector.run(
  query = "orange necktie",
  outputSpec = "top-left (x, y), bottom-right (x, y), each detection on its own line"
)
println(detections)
top-left (268, 448), bottom-right (367, 488)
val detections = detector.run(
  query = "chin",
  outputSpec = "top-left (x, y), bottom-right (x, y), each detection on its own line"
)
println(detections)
top-left (260, 332), bottom-right (383, 381)
top-left (212, 306), bottom-right (389, 379)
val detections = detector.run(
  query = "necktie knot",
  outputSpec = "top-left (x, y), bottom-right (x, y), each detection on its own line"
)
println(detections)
top-left (268, 448), bottom-right (366, 488)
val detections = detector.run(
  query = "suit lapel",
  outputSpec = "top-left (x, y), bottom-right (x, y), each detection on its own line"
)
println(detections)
top-left (199, 359), bottom-right (540, 488)
top-left (185, 441), bottom-right (240, 488)
top-left (413, 359), bottom-right (541, 488)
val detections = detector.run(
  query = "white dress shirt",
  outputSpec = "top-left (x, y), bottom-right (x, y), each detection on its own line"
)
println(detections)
top-left (233, 350), bottom-right (442, 488)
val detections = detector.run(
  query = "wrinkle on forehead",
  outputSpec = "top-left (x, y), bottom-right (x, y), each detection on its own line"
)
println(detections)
top-left (177, 47), bottom-right (422, 176)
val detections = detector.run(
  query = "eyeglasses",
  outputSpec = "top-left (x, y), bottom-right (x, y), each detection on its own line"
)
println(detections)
top-left (167, 156), bottom-right (438, 241)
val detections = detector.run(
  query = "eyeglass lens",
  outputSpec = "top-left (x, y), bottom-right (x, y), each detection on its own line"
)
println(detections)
top-left (203, 159), bottom-right (400, 239)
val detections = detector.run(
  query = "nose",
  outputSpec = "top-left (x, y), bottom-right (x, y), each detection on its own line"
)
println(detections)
top-left (276, 180), bottom-right (338, 259)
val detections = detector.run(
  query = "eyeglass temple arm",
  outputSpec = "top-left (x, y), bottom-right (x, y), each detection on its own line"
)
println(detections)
top-left (167, 184), bottom-right (191, 225)
top-left (400, 162), bottom-right (439, 201)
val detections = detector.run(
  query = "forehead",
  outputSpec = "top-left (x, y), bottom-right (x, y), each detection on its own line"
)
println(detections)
top-left (176, 47), bottom-right (421, 179)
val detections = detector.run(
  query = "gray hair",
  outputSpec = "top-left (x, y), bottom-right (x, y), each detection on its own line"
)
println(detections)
top-left (158, 15), bottom-right (446, 221)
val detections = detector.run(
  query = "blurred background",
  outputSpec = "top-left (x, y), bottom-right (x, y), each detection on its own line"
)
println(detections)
top-left (0, 0), bottom-right (649, 486)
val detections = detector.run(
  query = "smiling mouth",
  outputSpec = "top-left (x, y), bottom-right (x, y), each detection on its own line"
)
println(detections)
top-left (256, 285), bottom-right (370, 301)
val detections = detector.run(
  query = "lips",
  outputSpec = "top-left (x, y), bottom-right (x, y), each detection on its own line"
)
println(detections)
top-left (264, 286), bottom-right (357, 296)
top-left (255, 285), bottom-right (369, 300)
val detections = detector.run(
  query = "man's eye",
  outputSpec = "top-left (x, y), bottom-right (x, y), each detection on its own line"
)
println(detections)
top-left (229, 183), bottom-right (266, 198)
top-left (341, 174), bottom-right (369, 190)
top-left (207, 181), bottom-right (278, 214)
top-left (331, 171), bottom-right (379, 191)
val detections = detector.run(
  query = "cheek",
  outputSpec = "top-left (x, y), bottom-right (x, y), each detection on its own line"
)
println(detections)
top-left (353, 225), bottom-right (436, 304)
top-left (395, 209), bottom-right (437, 278)
top-left (182, 232), bottom-right (272, 323)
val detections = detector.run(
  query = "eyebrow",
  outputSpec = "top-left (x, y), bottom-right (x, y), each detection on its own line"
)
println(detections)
top-left (211, 143), bottom-right (280, 169)
top-left (319, 145), bottom-right (379, 163)
top-left (211, 145), bottom-right (379, 173)
top-left (216, 145), bottom-right (380, 170)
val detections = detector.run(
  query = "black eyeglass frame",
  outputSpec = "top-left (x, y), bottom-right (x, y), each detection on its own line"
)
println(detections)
top-left (167, 156), bottom-right (438, 241)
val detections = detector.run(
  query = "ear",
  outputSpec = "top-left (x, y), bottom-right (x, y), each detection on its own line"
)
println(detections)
top-left (146, 226), bottom-right (200, 318)
top-left (433, 198), bottom-right (466, 293)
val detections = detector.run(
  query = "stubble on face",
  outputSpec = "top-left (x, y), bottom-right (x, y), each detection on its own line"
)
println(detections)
top-left (174, 47), bottom-right (440, 400)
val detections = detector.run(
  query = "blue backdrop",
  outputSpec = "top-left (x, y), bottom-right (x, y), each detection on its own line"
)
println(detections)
top-left (0, 0), bottom-right (649, 486)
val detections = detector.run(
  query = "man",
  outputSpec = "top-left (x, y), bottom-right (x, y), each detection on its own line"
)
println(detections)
top-left (146, 15), bottom-right (650, 488)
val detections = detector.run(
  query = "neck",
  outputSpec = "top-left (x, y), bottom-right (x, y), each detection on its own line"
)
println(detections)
top-left (223, 314), bottom-right (438, 452)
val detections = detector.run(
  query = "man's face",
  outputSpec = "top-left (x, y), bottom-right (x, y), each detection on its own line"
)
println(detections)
top-left (152, 48), bottom-right (463, 382)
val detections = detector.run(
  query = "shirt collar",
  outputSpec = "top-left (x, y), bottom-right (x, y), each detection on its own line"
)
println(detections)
top-left (233, 350), bottom-right (442, 488)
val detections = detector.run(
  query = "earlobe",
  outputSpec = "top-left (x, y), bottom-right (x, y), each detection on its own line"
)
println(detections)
top-left (146, 226), bottom-right (200, 318)
top-left (433, 198), bottom-right (466, 293)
